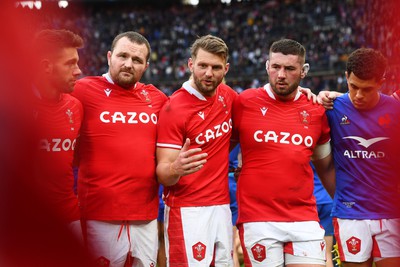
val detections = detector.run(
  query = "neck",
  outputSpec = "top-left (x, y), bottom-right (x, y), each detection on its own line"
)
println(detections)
top-left (33, 80), bottom-right (61, 102)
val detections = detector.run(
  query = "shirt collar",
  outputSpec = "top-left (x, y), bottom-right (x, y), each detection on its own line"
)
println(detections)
top-left (182, 81), bottom-right (207, 101)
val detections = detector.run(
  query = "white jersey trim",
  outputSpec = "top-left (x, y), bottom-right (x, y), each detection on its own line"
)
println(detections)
top-left (102, 73), bottom-right (114, 84)
top-left (156, 143), bottom-right (182, 149)
top-left (311, 141), bottom-right (331, 160)
top-left (392, 92), bottom-right (400, 101)
top-left (182, 81), bottom-right (207, 101)
top-left (264, 83), bottom-right (301, 101)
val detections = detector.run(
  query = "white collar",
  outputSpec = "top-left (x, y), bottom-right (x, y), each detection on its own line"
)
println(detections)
top-left (264, 83), bottom-right (301, 101)
top-left (182, 81), bottom-right (207, 101)
top-left (102, 73), bottom-right (114, 84)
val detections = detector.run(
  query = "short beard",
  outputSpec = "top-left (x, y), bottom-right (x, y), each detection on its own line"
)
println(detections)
top-left (193, 76), bottom-right (219, 97)
top-left (111, 70), bottom-right (137, 89)
top-left (270, 82), bottom-right (298, 96)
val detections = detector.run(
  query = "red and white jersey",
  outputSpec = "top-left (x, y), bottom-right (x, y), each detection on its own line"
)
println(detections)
top-left (157, 81), bottom-right (238, 207)
top-left (233, 84), bottom-right (330, 224)
top-left (72, 74), bottom-right (167, 220)
top-left (34, 92), bottom-right (83, 222)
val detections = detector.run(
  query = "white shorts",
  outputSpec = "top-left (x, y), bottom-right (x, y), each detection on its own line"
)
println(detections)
top-left (238, 221), bottom-right (326, 267)
top-left (86, 220), bottom-right (158, 267)
top-left (333, 218), bottom-right (400, 263)
top-left (164, 204), bottom-right (233, 266)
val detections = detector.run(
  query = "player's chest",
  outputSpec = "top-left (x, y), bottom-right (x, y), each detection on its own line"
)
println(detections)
top-left (85, 91), bottom-right (160, 127)
top-left (34, 110), bottom-right (80, 153)
top-left (34, 104), bottom-right (81, 137)
top-left (240, 103), bottom-right (322, 148)
top-left (187, 102), bottom-right (232, 146)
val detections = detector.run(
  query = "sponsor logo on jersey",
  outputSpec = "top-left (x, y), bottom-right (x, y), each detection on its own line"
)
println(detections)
top-left (99, 111), bottom-right (157, 124)
top-left (260, 107), bottom-right (268, 116)
top-left (346, 236), bottom-right (361, 255)
top-left (342, 201), bottom-right (355, 208)
top-left (342, 136), bottom-right (388, 159)
top-left (197, 111), bottom-right (205, 120)
top-left (39, 138), bottom-right (77, 152)
top-left (251, 243), bottom-right (266, 262)
top-left (299, 110), bottom-right (310, 124)
top-left (378, 114), bottom-right (390, 126)
top-left (340, 114), bottom-right (350, 125)
top-left (343, 136), bottom-right (388, 148)
top-left (104, 88), bottom-right (112, 97)
top-left (192, 242), bottom-right (206, 261)
top-left (195, 119), bottom-right (232, 145)
top-left (253, 130), bottom-right (314, 147)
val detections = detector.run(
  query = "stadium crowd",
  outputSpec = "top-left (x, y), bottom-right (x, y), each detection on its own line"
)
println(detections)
top-left (19, 0), bottom-right (399, 95)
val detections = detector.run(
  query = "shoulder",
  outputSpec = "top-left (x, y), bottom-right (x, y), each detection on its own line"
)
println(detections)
top-left (219, 83), bottom-right (238, 96)
top-left (238, 87), bottom-right (261, 100)
top-left (137, 82), bottom-right (168, 103)
top-left (62, 94), bottom-right (83, 116)
top-left (168, 88), bottom-right (189, 103)
top-left (76, 76), bottom-right (103, 86)
top-left (380, 93), bottom-right (400, 113)
top-left (63, 93), bottom-right (81, 105)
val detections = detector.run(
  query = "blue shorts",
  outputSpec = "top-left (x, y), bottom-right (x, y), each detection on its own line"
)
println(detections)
top-left (228, 173), bottom-right (238, 225)
top-left (317, 202), bottom-right (333, 236)
top-left (158, 185), bottom-right (165, 222)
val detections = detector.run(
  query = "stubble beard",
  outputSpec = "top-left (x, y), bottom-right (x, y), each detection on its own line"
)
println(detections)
top-left (270, 79), bottom-right (300, 97)
top-left (193, 75), bottom-right (220, 97)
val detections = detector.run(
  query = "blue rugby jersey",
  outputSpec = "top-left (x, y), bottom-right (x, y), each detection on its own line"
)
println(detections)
top-left (327, 93), bottom-right (400, 219)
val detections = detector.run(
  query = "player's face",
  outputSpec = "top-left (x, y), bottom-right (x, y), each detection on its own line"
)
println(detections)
top-left (188, 48), bottom-right (229, 97)
top-left (50, 47), bottom-right (81, 94)
top-left (107, 37), bottom-right (149, 89)
top-left (346, 72), bottom-right (383, 110)
top-left (267, 52), bottom-right (303, 100)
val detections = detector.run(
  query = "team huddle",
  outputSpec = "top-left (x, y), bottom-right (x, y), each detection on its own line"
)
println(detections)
top-left (32, 29), bottom-right (400, 267)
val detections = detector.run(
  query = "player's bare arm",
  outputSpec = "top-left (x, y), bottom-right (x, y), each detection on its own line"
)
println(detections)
top-left (156, 138), bottom-right (208, 186)
top-left (317, 90), bottom-right (343, 109)
top-left (312, 143), bottom-right (336, 198)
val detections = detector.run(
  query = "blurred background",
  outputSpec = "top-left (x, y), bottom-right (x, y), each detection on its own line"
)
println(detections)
top-left (14, 0), bottom-right (400, 96)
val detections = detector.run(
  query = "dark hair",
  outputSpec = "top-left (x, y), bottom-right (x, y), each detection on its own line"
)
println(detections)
top-left (190, 35), bottom-right (229, 63)
top-left (33, 29), bottom-right (83, 57)
top-left (269, 39), bottom-right (306, 64)
top-left (346, 48), bottom-right (387, 81)
top-left (110, 31), bottom-right (151, 63)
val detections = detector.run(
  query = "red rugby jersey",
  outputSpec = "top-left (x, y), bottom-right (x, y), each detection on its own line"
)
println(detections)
top-left (156, 81), bottom-right (238, 207)
top-left (34, 92), bottom-right (83, 222)
top-left (233, 84), bottom-right (330, 224)
top-left (72, 75), bottom-right (167, 220)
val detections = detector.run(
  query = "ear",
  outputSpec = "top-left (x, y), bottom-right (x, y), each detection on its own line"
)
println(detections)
top-left (144, 61), bottom-right (149, 72)
top-left (301, 63), bottom-right (310, 78)
top-left (224, 62), bottom-right (230, 76)
top-left (265, 60), bottom-right (270, 75)
top-left (107, 51), bottom-right (112, 66)
top-left (188, 58), bottom-right (194, 73)
top-left (40, 59), bottom-right (52, 74)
